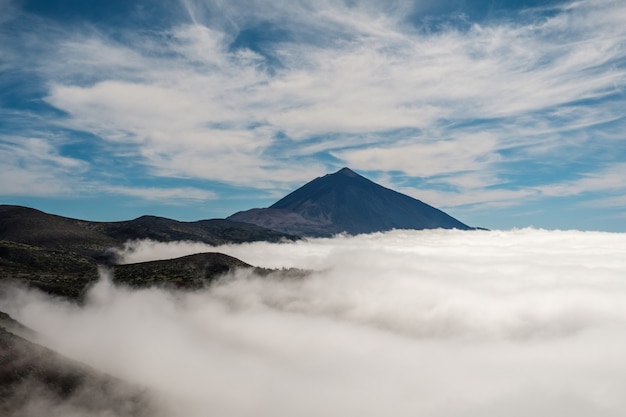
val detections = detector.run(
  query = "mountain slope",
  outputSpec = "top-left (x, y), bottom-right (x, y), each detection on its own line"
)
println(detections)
top-left (0, 205), bottom-right (296, 251)
top-left (0, 205), bottom-right (119, 253)
top-left (0, 312), bottom-right (155, 417)
top-left (228, 167), bottom-right (471, 236)
top-left (113, 252), bottom-right (257, 290)
top-left (0, 205), bottom-right (296, 298)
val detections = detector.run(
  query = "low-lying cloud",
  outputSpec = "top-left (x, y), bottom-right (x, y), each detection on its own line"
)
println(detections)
top-left (4, 229), bottom-right (626, 416)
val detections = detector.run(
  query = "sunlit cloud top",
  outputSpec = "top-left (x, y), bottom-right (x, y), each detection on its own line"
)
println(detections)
top-left (1, 0), bottom-right (625, 230)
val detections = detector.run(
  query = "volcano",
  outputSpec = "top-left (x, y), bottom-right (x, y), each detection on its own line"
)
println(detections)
top-left (228, 167), bottom-right (471, 237)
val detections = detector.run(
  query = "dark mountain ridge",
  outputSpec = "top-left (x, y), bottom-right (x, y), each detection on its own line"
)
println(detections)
top-left (0, 205), bottom-right (296, 251)
top-left (228, 167), bottom-right (471, 236)
top-left (0, 205), bottom-right (297, 299)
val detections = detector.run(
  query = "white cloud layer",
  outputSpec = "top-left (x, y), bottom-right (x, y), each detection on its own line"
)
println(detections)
top-left (4, 229), bottom-right (626, 416)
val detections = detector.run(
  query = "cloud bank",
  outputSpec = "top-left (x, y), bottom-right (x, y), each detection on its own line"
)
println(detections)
top-left (3, 229), bottom-right (626, 416)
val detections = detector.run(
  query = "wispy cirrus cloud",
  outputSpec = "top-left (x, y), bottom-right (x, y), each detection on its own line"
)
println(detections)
top-left (46, 1), bottom-right (626, 167)
top-left (0, 136), bottom-right (86, 196)
top-left (2, 0), bottom-right (626, 227)
top-left (335, 133), bottom-right (502, 178)
top-left (0, 133), bottom-right (217, 204)
top-left (538, 162), bottom-right (626, 198)
top-left (101, 185), bottom-right (217, 203)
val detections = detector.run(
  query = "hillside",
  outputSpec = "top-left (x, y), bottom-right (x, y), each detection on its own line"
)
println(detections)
top-left (114, 252), bottom-right (258, 290)
top-left (0, 205), bottom-right (296, 252)
top-left (0, 205), bottom-right (296, 299)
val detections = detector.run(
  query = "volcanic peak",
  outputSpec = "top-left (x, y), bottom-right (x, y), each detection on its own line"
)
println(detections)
top-left (228, 167), bottom-right (470, 236)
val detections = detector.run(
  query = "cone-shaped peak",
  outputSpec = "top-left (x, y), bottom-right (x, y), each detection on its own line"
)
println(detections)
top-left (334, 167), bottom-right (359, 177)
top-left (228, 167), bottom-right (471, 236)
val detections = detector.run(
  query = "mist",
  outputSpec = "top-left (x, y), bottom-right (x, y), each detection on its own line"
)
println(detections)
top-left (3, 228), bottom-right (626, 416)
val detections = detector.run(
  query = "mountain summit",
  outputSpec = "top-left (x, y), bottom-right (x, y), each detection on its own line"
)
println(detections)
top-left (228, 167), bottom-right (471, 236)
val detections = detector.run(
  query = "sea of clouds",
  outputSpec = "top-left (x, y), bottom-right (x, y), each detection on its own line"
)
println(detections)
top-left (3, 228), bottom-right (626, 416)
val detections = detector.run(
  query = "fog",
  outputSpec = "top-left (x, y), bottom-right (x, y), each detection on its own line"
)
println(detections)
top-left (4, 228), bottom-right (626, 416)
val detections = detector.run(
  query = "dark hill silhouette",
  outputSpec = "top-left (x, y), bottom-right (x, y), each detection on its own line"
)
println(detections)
top-left (0, 205), bottom-right (296, 253)
top-left (0, 205), bottom-right (118, 252)
top-left (228, 167), bottom-right (471, 236)
top-left (0, 312), bottom-right (155, 416)
top-left (0, 205), bottom-right (297, 298)
top-left (112, 252), bottom-right (306, 290)
top-left (113, 252), bottom-right (255, 290)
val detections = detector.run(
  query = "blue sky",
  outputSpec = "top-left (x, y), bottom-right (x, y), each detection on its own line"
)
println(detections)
top-left (1, 0), bottom-right (625, 231)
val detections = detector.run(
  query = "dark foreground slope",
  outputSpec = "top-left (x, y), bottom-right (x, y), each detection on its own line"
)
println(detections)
top-left (0, 205), bottom-right (296, 299)
top-left (229, 167), bottom-right (471, 236)
top-left (112, 252), bottom-right (306, 290)
top-left (0, 312), bottom-right (157, 417)
top-left (0, 248), bottom-right (264, 300)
